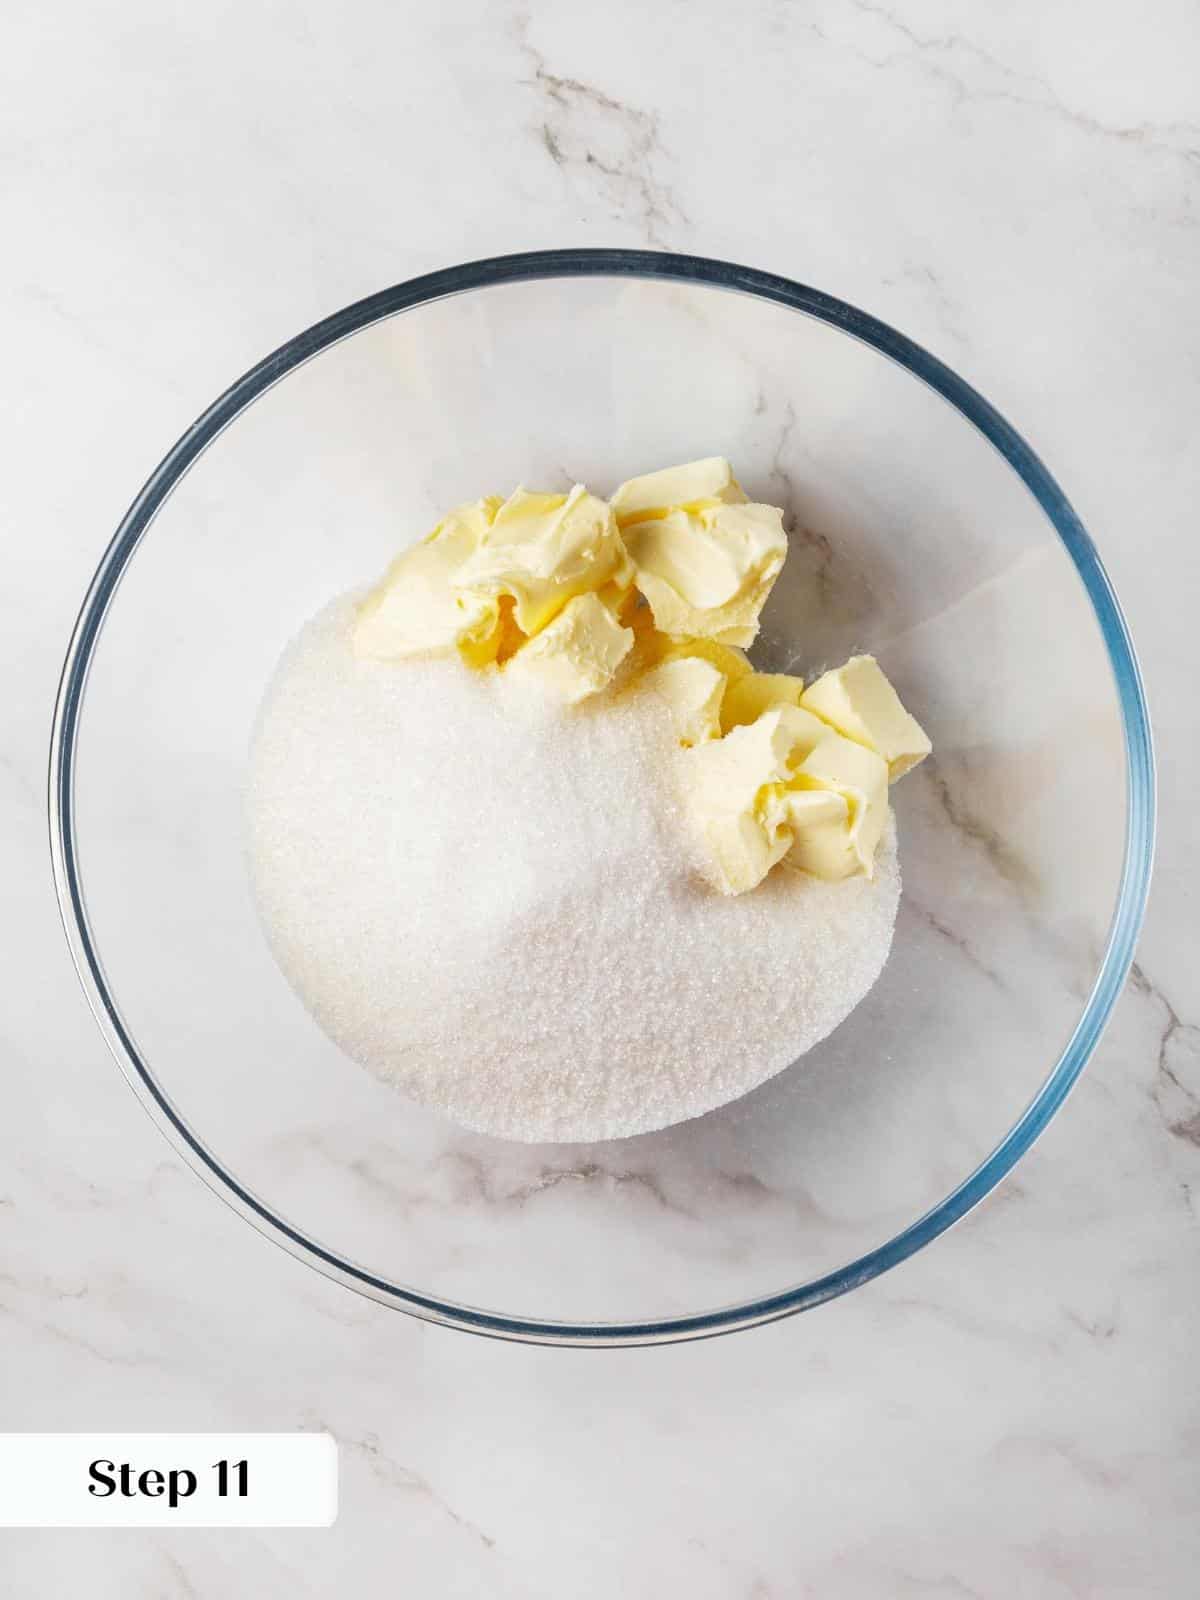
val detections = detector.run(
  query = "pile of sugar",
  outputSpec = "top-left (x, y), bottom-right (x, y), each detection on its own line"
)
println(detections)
top-left (247, 597), bottom-right (901, 1143)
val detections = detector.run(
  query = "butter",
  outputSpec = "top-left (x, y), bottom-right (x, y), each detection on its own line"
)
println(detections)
top-left (683, 707), bottom-right (815, 895)
top-left (684, 703), bottom-right (891, 892)
top-left (672, 652), bottom-right (911, 891)
top-left (611, 457), bottom-right (747, 520)
top-left (353, 497), bottom-right (501, 661)
top-left (456, 485), bottom-right (634, 639)
top-left (621, 501), bottom-right (787, 646)
top-left (354, 463), bottom-right (929, 899)
top-left (787, 732), bottom-right (889, 879)
top-left (800, 655), bottom-right (931, 780)
top-left (644, 656), bottom-right (726, 746)
top-left (640, 631), bottom-right (752, 684)
top-left (504, 591), bottom-right (634, 704)
top-left (778, 790), bottom-right (853, 881)
top-left (720, 670), bottom-right (806, 732)
top-left (639, 631), bottom-right (754, 746)
top-left (611, 457), bottom-right (785, 648)
top-left (355, 485), bottom-right (633, 668)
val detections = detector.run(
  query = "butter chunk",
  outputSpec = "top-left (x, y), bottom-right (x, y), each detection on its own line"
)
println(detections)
top-left (622, 501), bottom-right (787, 647)
top-left (504, 592), bottom-right (633, 704)
top-left (455, 485), bottom-right (634, 638)
top-left (641, 631), bottom-right (752, 683)
top-left (800, 655), bottom-right (931, 780)
top-left (354, 497), bottom-right (501, 661)
top-left (683, 706), bottom-right (829, 895)
top-left (789, 732), bottom-right (889, 878)
top-left (611, 457), bottom-right (747, 521)
top-left (778, 790), bottom-right (856, 881)
top-left (721, 670), bottom-right (806, 732)
top-left (684, 704), bottom-right (892, 892)
top-left (644, 656), bottom-right (726, 746)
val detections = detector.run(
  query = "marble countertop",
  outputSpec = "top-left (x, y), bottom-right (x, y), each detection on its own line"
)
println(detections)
top-left (5, 1), bottom-right (1198, 1594)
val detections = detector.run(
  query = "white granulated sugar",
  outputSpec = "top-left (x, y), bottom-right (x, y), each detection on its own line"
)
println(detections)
top-left (248, 597), bottom-right (901, 1143)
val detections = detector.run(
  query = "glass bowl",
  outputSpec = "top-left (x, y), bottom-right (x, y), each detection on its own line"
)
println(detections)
top-left (50, 250), bottom-right (1154, 1346)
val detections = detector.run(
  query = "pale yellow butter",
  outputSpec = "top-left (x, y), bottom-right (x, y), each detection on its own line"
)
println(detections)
top-left (504, 591), bottom-right (634, 704)
top-left (354, 464), bottom-right (927, 898)
top-left (800, 654), bottom-right (931, 780)
top-left (720, 670), bottom-right (806, 732)
top-left (683, 712), bottom-right (797, 896)
top-left (456, 485), bottom-right (634, 638)
top-left (684, 702), bottom-right (891, 892)
top-left (788, 732), bottom-right (889, 879)
top-left (640, 632), bottom-right (752, 684)
top-left (621, 501), bottom-right (787, 647)
top-left (353, 497), bottom-right (501, 661)
top-left (777, 790), bottom-right (854, 881)
top-left (355, 485), bottom-right (633, 669)
top-left (683, 705), bottom-right (828, 894)
top-left (611, 456), bottom-right (747, 521)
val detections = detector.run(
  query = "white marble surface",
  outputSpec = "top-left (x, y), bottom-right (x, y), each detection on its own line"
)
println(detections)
top-left (4, 0), bottom-right (1198, 1594)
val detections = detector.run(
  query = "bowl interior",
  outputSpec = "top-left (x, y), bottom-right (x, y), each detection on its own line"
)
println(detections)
top-left (65, 266), bottom-right (1131, 1334)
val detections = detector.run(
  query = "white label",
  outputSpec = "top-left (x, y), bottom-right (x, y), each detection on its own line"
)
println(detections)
top-left (0, 1434), bottom-right (337, 1527)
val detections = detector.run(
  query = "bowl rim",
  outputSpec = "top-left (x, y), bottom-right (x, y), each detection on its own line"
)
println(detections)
top-left (49, 247), bottom-right (1156, 1347)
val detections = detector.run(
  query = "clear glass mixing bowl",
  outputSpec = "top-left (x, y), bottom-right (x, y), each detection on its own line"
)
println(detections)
top-left (50, 251), bottom-right (1154, 1345)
